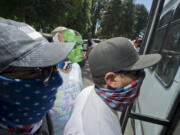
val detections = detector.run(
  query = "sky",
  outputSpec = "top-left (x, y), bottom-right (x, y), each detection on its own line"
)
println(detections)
top-left (134, 0), bottom-right (153, 11)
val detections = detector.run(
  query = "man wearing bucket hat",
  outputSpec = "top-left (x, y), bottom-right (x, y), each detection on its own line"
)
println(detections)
top-left (64, 37), bottom-right (161, 135)
top-left (52, 26), bottom-right (67, 43)
top-left (0, 19), bottom-right (75, 134)
top-left (51, 27), bottom-right (84, 135)
top-left (52, 27), bottom-right (84, 64)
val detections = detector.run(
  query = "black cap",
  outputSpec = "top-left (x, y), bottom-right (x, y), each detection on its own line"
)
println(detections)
top-left (88, 37), bottom-right (161, 77)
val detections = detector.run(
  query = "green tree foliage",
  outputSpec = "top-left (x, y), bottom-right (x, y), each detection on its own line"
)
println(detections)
top-left (100, 0), bottom-right (122, 38)
top-left (0, 0), bottom-right (148, 38)
top-left (0, 0), bottom-right (91, 35)
top-left (133, 4), bottom-right (149, 38)
top-left (98, 0), bottom-right (148, 39)
top-left (120, 0), bottom-right (134, 38)
top-left (61, 0), bottom-right (92, 36)
top-left (89, 0), bottom-right (109, 37)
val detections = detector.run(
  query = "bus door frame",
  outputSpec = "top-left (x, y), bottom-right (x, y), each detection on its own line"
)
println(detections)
top-left (120, 0), bottom-right (180, 134)
top-left (120, 93), bottom-right (180, 134)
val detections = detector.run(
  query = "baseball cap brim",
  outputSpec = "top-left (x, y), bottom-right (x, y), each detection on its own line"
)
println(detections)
top-left (127, 54), bottom-right (161, 70)
top-left (9, 42), bottom-right (75, 67)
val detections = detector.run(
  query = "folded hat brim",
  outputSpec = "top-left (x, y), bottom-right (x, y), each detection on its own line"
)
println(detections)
top-left (10, 42), bottom-right (75, 67)
top-left (127, 54), bottom-right (161, 70)
top-left (52, 27), bottom-right (67, 35)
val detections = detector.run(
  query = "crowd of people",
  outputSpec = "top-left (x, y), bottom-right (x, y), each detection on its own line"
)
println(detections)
top-left (0, 18), bottom-right (161, 135)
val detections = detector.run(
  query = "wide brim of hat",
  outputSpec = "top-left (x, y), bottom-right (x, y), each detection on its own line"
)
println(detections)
top-left (10, 42), bottom-right (75, 68)
top-left (127, 54), bottom-right (161, 70)
top-left (52, 27), bottom-right (67, 34)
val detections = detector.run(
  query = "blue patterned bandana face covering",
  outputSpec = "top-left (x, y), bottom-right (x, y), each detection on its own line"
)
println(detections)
top-left (0, 71), bottom-right (62, 126)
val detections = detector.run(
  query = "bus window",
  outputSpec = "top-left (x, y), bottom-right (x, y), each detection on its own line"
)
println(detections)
top-left (155, 20), bottom-right (180, 87)
top-left (147, 8), bottom-right (172, 55)
top-left (173, 3), bottom-right (180, 21)
top-left (158, 10), bottom-right (172, 27)
top-left (149, 28), bottom-right (166, 54)
top-left (146, 0), bottom-right (176, 55)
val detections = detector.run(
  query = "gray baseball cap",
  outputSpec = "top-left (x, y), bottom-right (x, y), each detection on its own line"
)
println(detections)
top-left (88, 37), bottom-right (161, 77)
top-left (0, 19), bottom-right (75, 72)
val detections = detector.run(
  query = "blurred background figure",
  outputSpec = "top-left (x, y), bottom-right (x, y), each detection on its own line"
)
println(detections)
top-left (86, 38), bottom-right (101, 58)
top-left (86, 38), bottom-right (93, 58)
top-left (52, 26), bottom-right (67, 43)
top-left (52, 27), bottom-right (84, 65)
top-left (50, 27), bottom-right (84, 135)
top-left (132, 39), bottom-right (142, 52)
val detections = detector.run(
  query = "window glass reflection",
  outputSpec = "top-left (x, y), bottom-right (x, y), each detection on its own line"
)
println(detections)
top-left (155, 21), bottom-right (180, 86)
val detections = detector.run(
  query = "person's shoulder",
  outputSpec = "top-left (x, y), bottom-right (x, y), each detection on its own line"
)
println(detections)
top-left (68, 85), bottom-right (94, 114)
top-left (63, 86), bottom-right (95, 135)
top-left (82, 85), bottom-right (94, 91)
top-left (76, 85), bottom-right (94, 100)
top-left (70, 85), bottom-right (94, 108)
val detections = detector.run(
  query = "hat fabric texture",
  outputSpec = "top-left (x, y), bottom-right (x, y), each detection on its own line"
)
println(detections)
top-left (88, 37), bottom-right (161, 77)
top-left (0, 19), bottom-right (75, 72)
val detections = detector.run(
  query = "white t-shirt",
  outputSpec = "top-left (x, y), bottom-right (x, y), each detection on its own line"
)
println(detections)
top-left (64, 85), bottom-right (122, 135)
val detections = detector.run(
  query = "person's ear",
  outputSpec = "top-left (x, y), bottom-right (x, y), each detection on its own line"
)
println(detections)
top-left (104, 72), bottom-right (122, 89)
